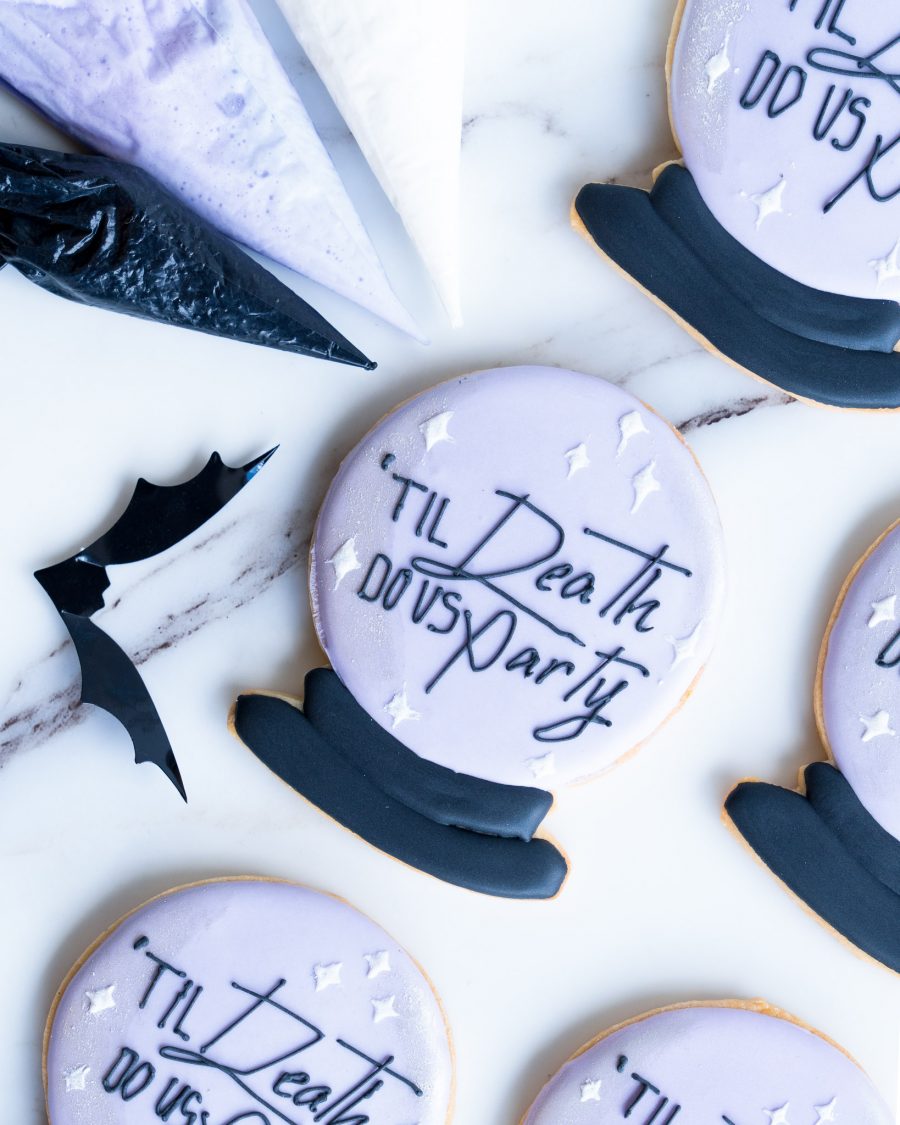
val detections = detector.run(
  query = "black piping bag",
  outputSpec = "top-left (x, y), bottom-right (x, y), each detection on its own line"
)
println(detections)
top-left (0, 143), bottom-right (375, 368)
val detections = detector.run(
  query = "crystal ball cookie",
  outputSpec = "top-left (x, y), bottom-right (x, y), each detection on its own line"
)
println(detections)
top-left (44, 878), bottom-right (453, 1124)
top-left (727, 517), bottom-right (900, 975)
top-left (523, 1001), bottom-right (892, 1125)
top-left (574, 3), bottom-right (900, 410)
top-left (310, 366), bottom-right (725, 788)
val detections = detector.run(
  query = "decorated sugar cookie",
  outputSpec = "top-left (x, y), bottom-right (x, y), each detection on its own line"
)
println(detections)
top-left (233, 367), bottom-right (725, 899)
top-left (574, 0), bottom-right (900, 409)
top-left (727, 519), bottom-right (900, 973)
top-left (522, 1001), bottom-right (893, 1125)
top-left (44, 878), bottom-right (453, 1124)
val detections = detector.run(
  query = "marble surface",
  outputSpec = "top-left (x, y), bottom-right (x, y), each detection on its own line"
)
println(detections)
top-left (0, 0), bottom-right (898, 1120)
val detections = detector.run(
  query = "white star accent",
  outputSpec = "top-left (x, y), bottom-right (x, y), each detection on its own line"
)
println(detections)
top-left (870, 238), bottom-right (900, 287)
top-left (705, 35), bottom-right (731, 93)
top-left (564, 443), bottom-right (590, 479)
top-left (419, 411), bottom-right (454, 452)
top-left (372, 995), bottom-right (400, 1023)
top-left (666, 622), bottom-right (703, 669)
top-left (580, 1078), bottom-right (603, 1103)
top-left (765, 1105), bottom-right (791, 1125)
top-left (617, 410), bottom-right (649, 456)
top-left (313, 962), bottom-right (343, 991)
top-left (526, 752), bottom-right (556, 780)
top-left (384, 686), bottom-right (421, 729)
top-left (365, 951), bottom-right (391, 979)
top-left (868, 595), bottom-right (897, 628)
top-left (328, 538), bottom-right (361, 591)
top-left (860, 710), bottom-right (896, 742)
top-left (85, 985), bottom-right (116, 1015)
top-left (64, 1065), bottom-right (90, 1092)
top-left (813, 1099), bottom-right (837, 1124)
top-left (630, 461), bottom-right (661, 513)
top-left (749, 178), bottom-right (787, 229)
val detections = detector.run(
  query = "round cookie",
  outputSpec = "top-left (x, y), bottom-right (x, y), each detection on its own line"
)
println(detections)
top-left (522, 1001), bottom-right (893, 1125)
top-left (817, 519), bottom-right (900, 840)
top-left (44, 878), bottom-right (453, 1124)
top-left (670, 0), bottom-right (900, 302)
top-left (309, 366), bottom-right (725, 789)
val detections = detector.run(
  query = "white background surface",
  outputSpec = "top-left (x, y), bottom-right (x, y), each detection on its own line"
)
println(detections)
top-left (1, 0), bottom-right (898, 1120)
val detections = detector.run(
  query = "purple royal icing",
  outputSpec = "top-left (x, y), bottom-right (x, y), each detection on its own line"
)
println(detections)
top-left (310, 367), bottom-right (725, 788)
top-left (45, 879), bottom-right (452, 1124)
top-left (0, 0), bottom-right (415, 334)
top-left (523, 1002), bottom-right (893, 1124)
top-left (820, 521), bottom-right (900, 841)
top-left (670, 0), bottom-right (900, 301)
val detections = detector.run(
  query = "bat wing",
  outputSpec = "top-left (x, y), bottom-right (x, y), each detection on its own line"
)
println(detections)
top-left (32, 447), bottom-right (277, 800)
top-left (34, 448), bottom-right (277, 616)
top-left (62, 612), bottom-right (187, 800)
top-left (82, 447), bottom-right (278, 568)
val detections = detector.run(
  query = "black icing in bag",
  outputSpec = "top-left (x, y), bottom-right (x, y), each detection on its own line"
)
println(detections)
top-left (0, 142), bottom-right (375, 368)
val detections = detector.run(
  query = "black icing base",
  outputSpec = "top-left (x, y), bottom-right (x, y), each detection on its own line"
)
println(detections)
top-left (574, 164), bottom-right (900, 410)
top-left (726, 762), bottom-right (900, 973)
top-left (232, 670), bottom-right (567, 900)
top-left (302, 668), bottom-right (554, 839)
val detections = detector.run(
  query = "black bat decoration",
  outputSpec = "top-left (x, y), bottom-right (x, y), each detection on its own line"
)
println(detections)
top-left (35, 448), bottom-right (277, 801)
top-left (0, 143), bottom-right (375, 369)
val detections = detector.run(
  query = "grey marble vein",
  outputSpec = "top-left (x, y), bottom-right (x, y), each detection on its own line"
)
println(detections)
top-left (463, 102), bottom-right (569, 141)
top-left (614, 342), bottom-right (707, 384)
top-left (678, 390), bottom-right (795, 433)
